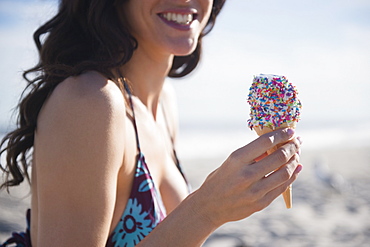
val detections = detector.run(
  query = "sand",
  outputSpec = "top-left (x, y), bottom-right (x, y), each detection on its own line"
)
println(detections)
top-left (1, 146), bottom-right (370, 246)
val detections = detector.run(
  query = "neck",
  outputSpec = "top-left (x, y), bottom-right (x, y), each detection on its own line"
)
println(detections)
top-left (120, 47), bottom-right (174, 119)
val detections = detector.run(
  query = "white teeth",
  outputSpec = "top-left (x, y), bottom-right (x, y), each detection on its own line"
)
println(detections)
top-left (186, 14), bottom-right (192, 23)
top-left (171, 13), bottom-right (177, 21)
top-left (177, 14), bottom-right (184, 23)
top-left (162, 12), bottom-right (193, 25)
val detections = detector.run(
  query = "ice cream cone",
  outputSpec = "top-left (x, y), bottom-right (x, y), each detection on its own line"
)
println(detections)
top-left (247, 74), bottom-right (302, 209)
top-left (253, 122), bottom-right (296, 209)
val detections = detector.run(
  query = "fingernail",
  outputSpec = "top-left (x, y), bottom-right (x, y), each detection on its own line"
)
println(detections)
top-left (295, 165), bottom-right (303, 173)
top-left (287, 128), bottom-right (295, 137)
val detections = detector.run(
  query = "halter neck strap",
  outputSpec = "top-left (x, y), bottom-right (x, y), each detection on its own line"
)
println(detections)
top-left (123, 79), bottom-right (141, 153)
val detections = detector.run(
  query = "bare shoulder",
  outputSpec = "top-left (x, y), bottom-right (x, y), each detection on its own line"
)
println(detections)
top-left (49, 71), bottom-right (125, 114)
top-left (38, 71), bottom-right (125, 130)
top-left (36, 70), bottom-right (127, 169)
top-left (33, 71), bottom-right (126, 245)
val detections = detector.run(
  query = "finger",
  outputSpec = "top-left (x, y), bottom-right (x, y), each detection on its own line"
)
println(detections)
top-left (231, 128), bottom-right (295, 165)
top-left (265, 153), bottom-right (300, 187)
top-left (248, 153), bottom-right (300, 198)
top-left (252, 137), bottom-right (301, 179)
top-left (255, 164), bottom-right (303, 211)
top-left (254, 152), bottom-right (268, 162)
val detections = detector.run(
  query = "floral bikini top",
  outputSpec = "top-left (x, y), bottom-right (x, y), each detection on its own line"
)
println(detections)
top-left (106, 83), bottom-right (188, 247)
top-left (1, 83), bottom-right (188, 247)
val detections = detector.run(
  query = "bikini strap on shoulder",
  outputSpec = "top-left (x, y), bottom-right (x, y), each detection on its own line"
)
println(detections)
top-left (123, 78), bottom-right (141, 152)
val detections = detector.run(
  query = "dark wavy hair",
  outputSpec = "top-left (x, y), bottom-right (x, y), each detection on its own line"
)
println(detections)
top-left (0, 0), bottom-right (226, 190)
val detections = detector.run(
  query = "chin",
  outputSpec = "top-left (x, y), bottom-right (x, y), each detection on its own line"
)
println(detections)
top-left (170, 39), bottom-right (199, 56)
top-left (173, 49), bottom-right (196, 56)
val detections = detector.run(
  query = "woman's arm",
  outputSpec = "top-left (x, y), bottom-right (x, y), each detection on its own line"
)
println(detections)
top-left (33, 72), bottom-right (301, 246)
top-left (139, 128), bottom-right (302, 246)
top-left (34, 72), bottom-right (126, 247)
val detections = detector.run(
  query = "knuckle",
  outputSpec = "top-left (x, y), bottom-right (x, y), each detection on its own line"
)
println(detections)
top-left (260, 134), bottom-right (274, 148)
top-left (280, 166), bottom-right (291, 180)
top-left (248, 185), bottom-right (261, 198)
top-left (228, 148), bottom-right (244, 165)
top-left (226, 150), bottom-right (240, 164)
top-left (276, 148), bottom-right (290, 164)
top-left (292, 138), bottom-right (300, 152)
top-left (287, 153), bottom-right (299, 166)
top-left (242, 167), bottom-right (258, 180)
top-left (245, 183), bottom-right (268, 205)
top-left (277, 128), bottom-right (291, 143)
top-left (292, 153), bottom-right (300, 163)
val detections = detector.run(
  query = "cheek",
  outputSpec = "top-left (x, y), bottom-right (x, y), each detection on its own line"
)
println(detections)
top-left (201, 1), bottom-right (214, 29)
top-left (119, 2), bottom-right (145, 34)
top-left (122, 14), bottom-right (146, 41)
top-left (204, 0), bottom-right (214, 19)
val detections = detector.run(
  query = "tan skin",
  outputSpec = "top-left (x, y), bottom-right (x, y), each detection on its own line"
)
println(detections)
top-left (30, 0), bottom-right (302, 246)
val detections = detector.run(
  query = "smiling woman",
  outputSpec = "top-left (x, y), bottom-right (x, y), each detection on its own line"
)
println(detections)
top-left (0, 0), bottom-right (303, 247)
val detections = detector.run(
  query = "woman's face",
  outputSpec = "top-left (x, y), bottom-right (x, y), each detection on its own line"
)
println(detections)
top-left (120, 0), bottom-right (213, 57)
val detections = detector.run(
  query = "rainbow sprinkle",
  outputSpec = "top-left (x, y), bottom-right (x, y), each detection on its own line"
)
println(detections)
top-left (247, 74), bottom-right (302, 129)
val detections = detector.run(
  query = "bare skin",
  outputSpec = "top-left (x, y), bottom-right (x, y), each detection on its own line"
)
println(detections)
top-left (31, 69), bottom-right (302, 246)
top-left (32, 71), bottom-right (191, 246)
top-left (30, 0), bottom-right (303, 246)
top-left (140, 130), bottom-right (302, 246)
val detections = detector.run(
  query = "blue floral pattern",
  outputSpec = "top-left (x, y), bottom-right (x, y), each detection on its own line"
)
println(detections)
top-left (110, 198), bottom-right (153, 246)
top-left (2, 84), bottom-right (188, 247)
top-left (106, 153), bottom-right (166, 247)
top-left (1, 153), bottom-right (170, 247)
top-left (0, 210), bottom-right (31, 247)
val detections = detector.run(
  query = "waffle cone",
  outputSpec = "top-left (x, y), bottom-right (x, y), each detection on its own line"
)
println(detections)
top-left (253, 122), bottom-right (296, 209)
top-left (253, 122), bottom-right (296, 137)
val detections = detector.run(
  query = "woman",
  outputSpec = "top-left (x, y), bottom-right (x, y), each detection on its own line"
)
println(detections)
top-left (0, 0), bottom-right (302, 246)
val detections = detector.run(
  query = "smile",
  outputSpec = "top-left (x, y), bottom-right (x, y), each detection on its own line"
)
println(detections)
top-left (159, 12), bottom-right (196, 25)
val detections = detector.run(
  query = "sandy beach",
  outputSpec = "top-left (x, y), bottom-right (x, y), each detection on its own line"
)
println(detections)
top-left (1, 144), bottom-right (369, 246)
top-left (199, 146), bottom-right (370, 247)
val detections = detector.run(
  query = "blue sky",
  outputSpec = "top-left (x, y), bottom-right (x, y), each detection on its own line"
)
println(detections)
top-left (173, 0), bottom-right (370, 129)
top-left (1, 0), bottom-right (370, 131)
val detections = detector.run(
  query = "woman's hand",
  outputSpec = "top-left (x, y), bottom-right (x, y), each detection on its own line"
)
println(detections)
top-left (194, 128), bottom-right (302, 227)
top-left (137, 128), bottom-right (302, 247)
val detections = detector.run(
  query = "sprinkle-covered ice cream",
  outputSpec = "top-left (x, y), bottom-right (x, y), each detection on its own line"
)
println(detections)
top-left (247, 74), bottom-right (302, 130)
top-left (247, 74), bottom-right (302, 209)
